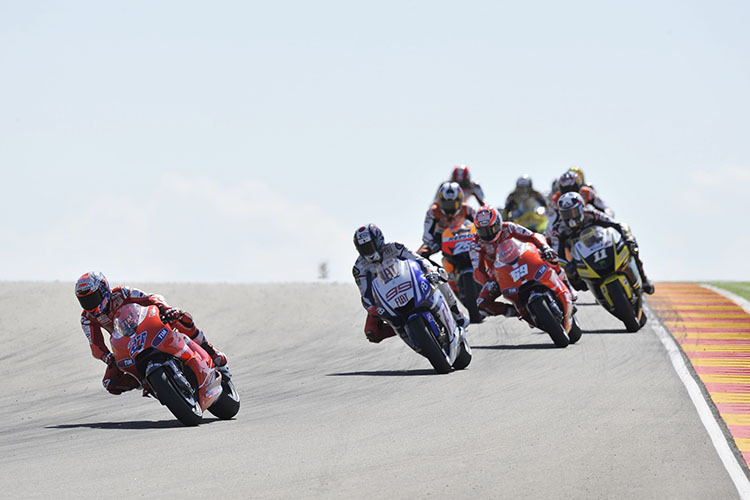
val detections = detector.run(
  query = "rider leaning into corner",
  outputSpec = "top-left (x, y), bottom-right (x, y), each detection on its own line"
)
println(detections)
top-left (75, 271), bottom-right (228, 395)
top-left (352, 224), bottom-right (470, 343)
top-left (434, 165), bottom-right (486, 206)
top-left (549, 192), bottom-right (655, 295)
top-left (421, 181), bottom-right (477, 257)
top-left (470, 205), bottom-right (577, 318)
top-left (502, 174), bottom-right (548, 220)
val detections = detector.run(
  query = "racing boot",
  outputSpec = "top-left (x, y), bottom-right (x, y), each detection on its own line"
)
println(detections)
top-left (201, 340), bottom-right (228, 367)
top-left (558, 271), bottom-right (578, 302)
top-left (633, 257), bottom-right (655, 295)
top-left (450, 304), bottom-right (470, 328)
top-left (641, 276), bottom-right (655, 295)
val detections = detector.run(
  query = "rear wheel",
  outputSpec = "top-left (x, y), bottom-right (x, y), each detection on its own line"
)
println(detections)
top-left (528, 296), bottom-right (569, 348)
top-left (407, 317), bottom-right (452, 374)
top-left (607, 282), bottom-right (641, 332)
top-left (147, 366), bottom-right (203, 426)
top-left (207, 373), bottom-right (240, 420)
top-left (458, 272), bottom-right (482, 323)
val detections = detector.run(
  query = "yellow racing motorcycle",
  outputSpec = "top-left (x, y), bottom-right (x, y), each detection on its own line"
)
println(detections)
top-left (504, 198), bottom-right (548, 234)
top-left (567, 225), bottom-right (647, 332)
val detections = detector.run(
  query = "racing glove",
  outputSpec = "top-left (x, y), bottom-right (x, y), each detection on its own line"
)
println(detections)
top-left (540, 246), bottom-right (558, 264)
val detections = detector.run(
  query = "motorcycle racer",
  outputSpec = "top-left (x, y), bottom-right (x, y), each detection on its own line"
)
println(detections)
top-left (549, 170), bottom-right (613, 217)
top-left (550, 192), bottom-right (654, 294)
top-left (502, 175), bottom-right (548, 220)
top-left (353, 224), bottom-right (469, 343)
top-left (421, 182), bottom-right (477, 257)
top-left (470, 205), bottom-right (575, 317)
top-left (75, 271), bottom-right (228, 395)
top-left (434, 165), bottom-right (486, 206)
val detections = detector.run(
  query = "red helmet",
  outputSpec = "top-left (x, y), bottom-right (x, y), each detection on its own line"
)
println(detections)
top-left (475, 205), bottom-right (503, 242)
top-left (451, 165), bottom-right (471, 189)
top-left (75, 271), bottom-right (111, 314)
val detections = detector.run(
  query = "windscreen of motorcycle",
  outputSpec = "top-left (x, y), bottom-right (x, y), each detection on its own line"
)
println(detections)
top-left (113, 303), bottom-right (149, 338)
top-left (574, 226), bottom-right (616, 260)
top-left (496, 239), bottom-right (525, 266)
top-left (373, 260), bottom-right (427, 316)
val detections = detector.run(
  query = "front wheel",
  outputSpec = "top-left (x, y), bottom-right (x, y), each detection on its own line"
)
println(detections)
top-left (147, 366), bottom-right (203, 426)
top-left (406, 316), bottom-right (452, 374)
top-left (607, 281), bottom-right (641, 332)
top-left (207, 372), bottom-right (240, 420)
top-left (452, 342), bottom-right (472, 370)
top-left (528, 296), bottom-right (569, 348)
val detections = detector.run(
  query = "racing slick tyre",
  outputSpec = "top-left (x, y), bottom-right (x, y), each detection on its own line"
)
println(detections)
top-left (528, 296), bottom-right (569, 348)
top-left (458, 272), bottom-right (482, 323)
top-left (407, 316), bottom-right (452, 374)
top-left (207, 374), bottom-right (240, 420)
top-left (452, 342), bottom-right (472, 370)
top-left (607, 282), bottom-right (642, 333)
top-left (568, 315), bottom-right (582, 344)
top-left (147, 366), bottom-right (203, 426)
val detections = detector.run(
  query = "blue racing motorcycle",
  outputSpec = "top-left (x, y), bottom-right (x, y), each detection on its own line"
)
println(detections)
top-left (371, 259), bottom-right (472, 374)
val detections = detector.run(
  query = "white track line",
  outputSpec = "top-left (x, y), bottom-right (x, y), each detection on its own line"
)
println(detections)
top-left (702, 284), bottom-right (750, 315)
top-left (645, 298), bottom-right (750, 498)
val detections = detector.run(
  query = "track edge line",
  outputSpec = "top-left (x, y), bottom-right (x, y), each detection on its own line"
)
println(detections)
top-left (645, 300), bottom-right (750, 499)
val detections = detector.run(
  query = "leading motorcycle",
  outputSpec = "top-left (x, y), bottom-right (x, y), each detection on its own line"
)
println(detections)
top-left (371, 259), bottom-right (472, 374)
top-left (566, 225), bottom-right (647, 332)
top-left (110, 303), bottom-right (240, 426)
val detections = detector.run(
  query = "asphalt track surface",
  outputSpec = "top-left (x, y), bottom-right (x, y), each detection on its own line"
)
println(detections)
top-left (0, 282), bottom-right (744, 499)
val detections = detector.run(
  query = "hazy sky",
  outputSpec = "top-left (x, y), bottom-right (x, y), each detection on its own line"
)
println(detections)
top-left (1, 1), bottom-right (748, 283)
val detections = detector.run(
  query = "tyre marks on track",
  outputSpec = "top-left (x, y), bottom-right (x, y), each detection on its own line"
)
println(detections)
top-left (650, 282), bottom-right (750, 466)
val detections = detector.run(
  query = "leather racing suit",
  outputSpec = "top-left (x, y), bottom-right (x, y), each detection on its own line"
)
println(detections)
top-left (353, 242), bottom-right (467, 342)
top-left (470, 222), bottom-right (569, 316)
top-left (80, 286), bottom-right (224, 394)
top-left (549, 205), bottom-right (652, 292)
top-left (421, 203), bottom-right (477, 256)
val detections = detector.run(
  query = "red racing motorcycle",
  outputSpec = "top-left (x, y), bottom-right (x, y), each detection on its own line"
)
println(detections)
top-left (493, 239), bottom-right (581, 347)
top-left (110, 303), bottom-right (240, 426)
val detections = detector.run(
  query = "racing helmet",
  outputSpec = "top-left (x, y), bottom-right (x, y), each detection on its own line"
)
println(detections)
top-left (451, 165), bottom-right (471, 189)
top-left (353, 224), bottom-right (385, 263)
top-left (558, 171), bottom-right (583, 194)
top-left (437, 181), bottom-right (464, 215)
top-left (558, 192), bottom-right (586, 228)
top-left (75, 271), bottom-right (111, 314)
top-left (475, 205), bottom-right (503, 242)
top-left (516, 174), bottom-right (533, 194)
top-left (569, 166), bottom-right (586, 185)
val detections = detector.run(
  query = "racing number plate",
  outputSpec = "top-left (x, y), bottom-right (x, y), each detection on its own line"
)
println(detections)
top-left (510, 264), bottom-right (529, 282)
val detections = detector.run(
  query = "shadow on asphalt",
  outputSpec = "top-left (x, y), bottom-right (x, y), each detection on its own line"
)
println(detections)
top-left (582, 329), bottom-right (631, 335)
top-left (472, 343), bottom-right (555, 350)
top-left (327, 369), bottom-right (436, 377)
top-left (46, 418), bottom-right (222, 430)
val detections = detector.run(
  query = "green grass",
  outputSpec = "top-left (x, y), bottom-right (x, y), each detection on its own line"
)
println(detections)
top-left (704, 282), bottom-right (750, 302)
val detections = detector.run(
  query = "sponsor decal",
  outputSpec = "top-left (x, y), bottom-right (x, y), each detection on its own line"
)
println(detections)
top-left (502, 287), bottom-right (518, 296)
top-left (117, 358), bottom-right (135, 368)
top-left (386, 281), bottom-right (412, 301)
top-left (152, 327), bottom-right (169, 347)
top-left (534, 265), bottom-right (548, 280)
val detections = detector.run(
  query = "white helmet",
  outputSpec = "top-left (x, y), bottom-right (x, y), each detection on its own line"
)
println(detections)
top-left (437, 181), bottom-right (464, 215)
top-left (558, 192), bottom-right (585, 228)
